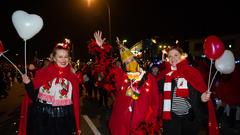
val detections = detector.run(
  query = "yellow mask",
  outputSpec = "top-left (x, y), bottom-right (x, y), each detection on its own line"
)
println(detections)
top-left (126, 60), bottom-right (139, 72)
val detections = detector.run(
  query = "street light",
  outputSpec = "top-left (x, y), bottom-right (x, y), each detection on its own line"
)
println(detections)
top-left (86, 0), bottom-right (112, 44)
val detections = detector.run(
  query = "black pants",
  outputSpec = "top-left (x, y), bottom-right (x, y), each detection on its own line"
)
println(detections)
top-left (98, 87), bottom-right (108, 107)
top-left (163, 113), bottom-right (199, 135)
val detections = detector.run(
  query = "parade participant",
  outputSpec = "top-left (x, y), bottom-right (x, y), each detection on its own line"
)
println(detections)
top-left (88, 30), bottom-right (113, 108)
top-left (18, 41), bottom-right (82, 135)
top-left (158, 46), bottom-right (219, 135)
top-left (149, 63), bottom-right (160, 78)
top-left (104, 38), bottom-right (160, 135)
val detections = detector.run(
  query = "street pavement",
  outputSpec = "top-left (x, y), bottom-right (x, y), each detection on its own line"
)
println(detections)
top-left (0, 81), bottom-right (240, 135)
top-left (0, 81), bottom-right (98, 135)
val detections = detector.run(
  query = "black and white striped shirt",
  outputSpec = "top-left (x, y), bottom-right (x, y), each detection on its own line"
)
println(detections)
top-left (172, 79), bottom-right (191, 115)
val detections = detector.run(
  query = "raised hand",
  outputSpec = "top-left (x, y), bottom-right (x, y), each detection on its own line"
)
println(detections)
top-left (94, 30), bottom-right (106, 48)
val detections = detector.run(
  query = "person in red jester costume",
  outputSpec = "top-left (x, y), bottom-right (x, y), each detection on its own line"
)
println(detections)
top-left (18, 40), bottom-right (82, 135)
top-left (157, 46), bottom-right (219, 135)
top-left (103, 38), bottom-right (160, 135)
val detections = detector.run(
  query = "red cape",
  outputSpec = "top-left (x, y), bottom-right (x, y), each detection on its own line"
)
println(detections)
top-left (160, 60), bottom-right (219, 135)
top-left (18, 64), bottom-right (81, 135)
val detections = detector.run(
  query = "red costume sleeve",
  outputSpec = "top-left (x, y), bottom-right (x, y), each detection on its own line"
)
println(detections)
top-left (145, 74), bottom-right (160, 125)
top-left (141, 74), bottom-right (161, 134)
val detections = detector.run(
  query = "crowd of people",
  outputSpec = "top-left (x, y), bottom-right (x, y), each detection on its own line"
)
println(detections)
top-left (1, 30), bottom-right (238, 135)
top-left (0, 62), bottom-right (22, 98)
top-left (80, 31), bottom-right (218, 135)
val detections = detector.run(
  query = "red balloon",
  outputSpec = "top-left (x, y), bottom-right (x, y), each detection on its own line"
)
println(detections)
top-left (0, 40), bottom-right (5, 53)
top-left (203, 35), bottom-right (225, 60)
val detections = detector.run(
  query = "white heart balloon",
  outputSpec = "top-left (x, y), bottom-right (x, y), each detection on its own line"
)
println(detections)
top-left (12, 10), bottom-right (43, 40)
top-left (215, 50), bottom-right (235, 74)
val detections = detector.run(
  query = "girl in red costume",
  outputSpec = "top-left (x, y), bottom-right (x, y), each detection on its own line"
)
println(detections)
top-left (19, 40), bottom-right (82, 135)
top-left (158, 46), bottom-right (219, 135)
top-left (103, 38), bottom-right (160, 135)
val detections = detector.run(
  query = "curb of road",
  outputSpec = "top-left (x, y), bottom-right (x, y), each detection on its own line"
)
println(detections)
top-left (83, 115), bottom-right (102, 135)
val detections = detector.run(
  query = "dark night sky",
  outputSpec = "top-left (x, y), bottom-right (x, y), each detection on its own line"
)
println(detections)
top-left (0, 0), bottom-right (239, 63)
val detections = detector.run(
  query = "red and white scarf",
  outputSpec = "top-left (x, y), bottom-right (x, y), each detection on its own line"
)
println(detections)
top-left (18, 64), bottom-right (81, 135)
top-left (161, 60), bottom-right (219, 135)
top-left (163, 70), bottom-right (189, 120)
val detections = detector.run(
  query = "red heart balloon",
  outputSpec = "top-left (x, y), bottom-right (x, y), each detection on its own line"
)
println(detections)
top-left (203, 35), bottom-right (225, 60)
top-left (0, 40), bottom-right (5, 53)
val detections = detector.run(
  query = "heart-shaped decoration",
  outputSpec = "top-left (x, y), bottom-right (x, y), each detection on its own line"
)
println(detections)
top-left (12, 10), bottom-right (43, 40)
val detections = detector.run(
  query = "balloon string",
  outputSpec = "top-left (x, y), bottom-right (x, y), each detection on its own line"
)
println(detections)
top-left (2, 54), bottom-right (23, 76)
top-left (208, 70), bottom-right (218, 92)
top-left (24, 40), bottom-right (27, 74)
top-left (208, 60), bottom-right (213, 89)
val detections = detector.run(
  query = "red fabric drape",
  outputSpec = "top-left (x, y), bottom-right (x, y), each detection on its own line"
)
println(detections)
top-left (18, 64), bottom-right (81, 135)
top-left (161, 60), bottom-right (219, 135)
